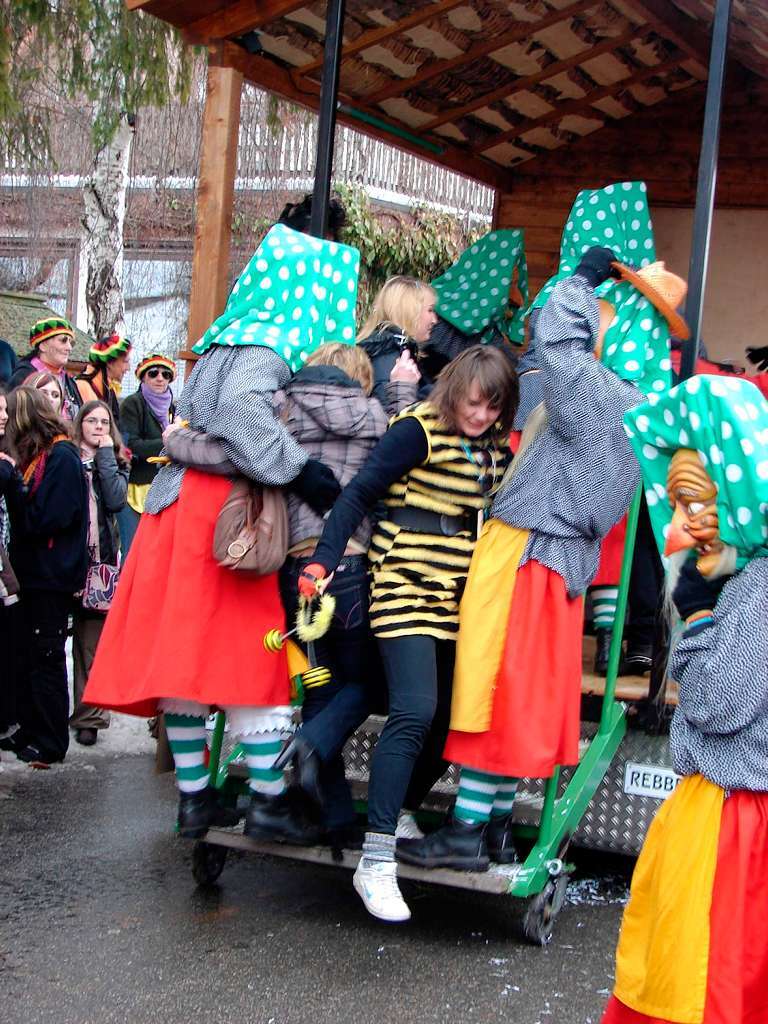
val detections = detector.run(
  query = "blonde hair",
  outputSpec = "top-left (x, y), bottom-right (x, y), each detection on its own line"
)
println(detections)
top-left (357, 276), bottom-right (436, 343)
top-left (305, 343), bottom-right (375, 395)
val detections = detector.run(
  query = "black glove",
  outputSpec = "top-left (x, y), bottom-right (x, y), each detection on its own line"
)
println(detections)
top-left (672, 558), bottom-right (730, 621)
top-left (290, 458), bottom-right (341, 515)
top-left (746, 346), bottom-right (768, 372)
top-left (574, 246), bottom-right (621, 290)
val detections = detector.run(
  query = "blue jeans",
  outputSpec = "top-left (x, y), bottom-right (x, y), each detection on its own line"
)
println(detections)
top-left (279, 555), bottom-right (374, 829)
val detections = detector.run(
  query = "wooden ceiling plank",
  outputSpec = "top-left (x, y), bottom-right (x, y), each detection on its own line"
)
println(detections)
top-left (184, 0), bottom-right (310, 45)
top-left (217, 41), bottom-right (511, 190)
top-left (365, 0), bottom-right (600, 105)
top-left (630, 0), bottom-right (767, 79)
top-left (422, 25), bottom-right (650, 131)
top-left (627, 0), bottom-right (711, 66)
top-left (477, 55), bottom-right (686, 152)
top-left (295, 0), bottom-right (468, 79)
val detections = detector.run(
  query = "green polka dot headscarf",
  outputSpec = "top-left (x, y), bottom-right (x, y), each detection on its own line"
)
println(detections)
top-left (532, 181), bottom-right (672, 396)
top-left (193, 224), bottom-right (360, 372)
top-left (431, 229), bottom-right (529, 345)
top-left (625, 374), bottom-right (768, 565)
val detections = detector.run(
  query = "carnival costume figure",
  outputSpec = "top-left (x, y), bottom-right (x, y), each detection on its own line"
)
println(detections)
top-left (83, 225), bottom-right (360, 840)
top-left (398, 181), bottom-right (685, 872)
top-left (602, 374), bottom-right (768, 1024)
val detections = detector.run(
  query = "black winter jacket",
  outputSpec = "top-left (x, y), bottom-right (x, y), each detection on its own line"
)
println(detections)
top-left (0, 441), bottom-right (89, 593)
top-left (83, 446), bottom-right (129, 565)
top-left (360, 318), bottom-right (516, 410)
top-left (119, 390), bottom-right (176, 487)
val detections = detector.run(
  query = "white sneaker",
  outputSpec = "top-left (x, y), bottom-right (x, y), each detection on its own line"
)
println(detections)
top-left (353, 858), bottom-right (411, 923)
top-left (395, 810), bottom-right (425, 840)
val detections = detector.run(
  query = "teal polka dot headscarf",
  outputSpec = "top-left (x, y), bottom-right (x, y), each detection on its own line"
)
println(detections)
top-left (432, 229), bottom-right (529, 345)
top-left (624, 375), bottom-right (768, 566)
top-left (532, 182), bottom-right (673, 397)
top-left (193, 224), bottom-right (361, 372)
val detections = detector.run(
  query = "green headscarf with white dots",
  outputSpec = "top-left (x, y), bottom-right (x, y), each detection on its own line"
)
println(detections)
top-left (192, 223), bottom-right (360, 372)
top-left (532, 181), bottom-right (672, 396)
top-left (431, 229), bottom-right (529, 345)
top-left (624, 375), bottom-right (768, 566)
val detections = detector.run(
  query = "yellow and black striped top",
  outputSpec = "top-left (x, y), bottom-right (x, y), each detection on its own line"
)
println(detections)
top-left (369, 402), bottom-right (509, 641)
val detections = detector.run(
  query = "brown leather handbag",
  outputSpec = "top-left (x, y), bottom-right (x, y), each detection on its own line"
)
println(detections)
top-left (212, 478), bottom-right (289, 574)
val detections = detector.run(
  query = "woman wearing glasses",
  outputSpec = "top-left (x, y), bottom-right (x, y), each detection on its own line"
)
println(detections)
top-left (118, 355), bottom-right (176, 556)
top-left (295, 346), bottom-right (517, 921)
top-left (69, 401), bottom-right (129, 746)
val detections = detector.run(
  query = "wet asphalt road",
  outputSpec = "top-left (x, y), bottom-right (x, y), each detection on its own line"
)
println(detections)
top-left (0, 722), bottom-right (630, 1024)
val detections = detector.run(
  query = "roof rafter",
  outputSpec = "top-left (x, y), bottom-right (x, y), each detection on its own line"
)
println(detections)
top-left (423, 24), bottom-right (652, 132)
top-left (216, 41), bottom-right (510, 189)
top-left (365, 0), bottom-right (600, 105)
top-left (183, 0), bottom-right (309, 45)
top-left (294, 0), bottom-right (468, 80)
top-left (477, 54), bottom-right (686, 153)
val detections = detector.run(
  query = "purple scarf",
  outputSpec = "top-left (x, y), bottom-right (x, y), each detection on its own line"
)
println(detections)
top-left (140, 381), bottom-right (173, 430)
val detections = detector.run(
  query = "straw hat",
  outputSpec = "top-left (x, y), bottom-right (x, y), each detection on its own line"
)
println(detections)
top-left (612, 261), bottom-right (689, 340)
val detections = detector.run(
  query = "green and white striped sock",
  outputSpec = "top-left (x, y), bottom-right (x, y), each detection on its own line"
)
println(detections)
top-left (165, 713), bottom-right (209, 794)
top-left (591, 586), bottom-right (618, 631)
top-left (454, 768), bottom-right (502, 824)
top-left (240, 733), bottom-right (287, 797)
top-left (491, 778), bottom-right (519, 818)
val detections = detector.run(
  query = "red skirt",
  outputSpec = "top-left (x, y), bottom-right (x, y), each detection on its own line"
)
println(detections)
top-left (445, 559), bottom-right (584, 778)
top-left (84, 471), bottom-right (289, 717)
top-left (602, 789), bottom-right (768, 1024)
top-left (592, 516), bottom-right (628, 587)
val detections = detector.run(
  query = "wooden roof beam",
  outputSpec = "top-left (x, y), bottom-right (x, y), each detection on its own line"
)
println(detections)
top-left (422, 24), bottom-right (652, 131)
top-left (366, 0), bottom-right (600, 105)
top-left (294, 0), bottom-right (468, 80)
top-left (217, 41), bottom-right (511, 191)
top-left (477, 55), bottom-right (686, 152)
top-left (183, 0), bottom-right (310, 45)
top-left (630, 0), bottom-right (765, 80)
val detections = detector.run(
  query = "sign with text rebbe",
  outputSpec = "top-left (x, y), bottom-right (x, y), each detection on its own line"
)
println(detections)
top-left (623, 761), bottom-right (681, 800)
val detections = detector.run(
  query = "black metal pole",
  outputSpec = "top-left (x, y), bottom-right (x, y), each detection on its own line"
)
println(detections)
top-left (680, 0), bottom-right (732, 380)
top-left (309, 0), bottom-right (346, 239)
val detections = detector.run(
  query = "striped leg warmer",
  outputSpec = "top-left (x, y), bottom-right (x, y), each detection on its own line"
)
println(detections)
top-left (591, 585), bottom-right (618, 630)
top-left (454, 768), bottom-right (504, 824)
top-left (240, 732), bottom-right (288, 796)
top-left (164, 713), bottom-right (209, 794)
top-left (491, 778), bottom-right (519, 818)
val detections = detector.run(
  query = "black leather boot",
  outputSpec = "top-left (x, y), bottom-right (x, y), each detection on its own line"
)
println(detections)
top-left (244, 790), bottom-right (322, 846)
top-left (177, 787), bottom-right (239, 839)
top-left (620, 642), bottom-right (653, 676)
top-left (272, 734), bottom-right (323, 811)
top-left (487, 815), bottom-right (519, 865)
top-left (593, 628), bottom-right (613, 676)
top-left (396, 815), bottom-right (490, 872)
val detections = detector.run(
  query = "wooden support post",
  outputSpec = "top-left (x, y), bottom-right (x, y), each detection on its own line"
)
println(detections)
top-left (184, 55), bottom-right (243, 369)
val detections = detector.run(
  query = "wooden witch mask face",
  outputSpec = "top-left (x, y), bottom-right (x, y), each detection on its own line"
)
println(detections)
top-left (664, 448), bottom-right (722, 575)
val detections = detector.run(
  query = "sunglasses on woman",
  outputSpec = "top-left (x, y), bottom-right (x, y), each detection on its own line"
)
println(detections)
top-left (146, 368), bottom-right (173, 381)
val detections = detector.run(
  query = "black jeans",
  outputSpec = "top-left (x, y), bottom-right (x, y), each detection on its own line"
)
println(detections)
top-left (625, 497), bottom-right (664, 649)
top-left (14, 589), bottom-right (72, 762)
top-left (279, 555), bottom-right (374, 829)
top-left (368, 634), bottom-right (455, 835)
top-left (0, 600), bottom-right (20, 734)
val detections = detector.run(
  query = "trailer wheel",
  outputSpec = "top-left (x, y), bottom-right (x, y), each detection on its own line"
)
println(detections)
top-left (521, 873), bottom-right (570, 946)
top-left (192, 841), bottom-right (228, 886)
